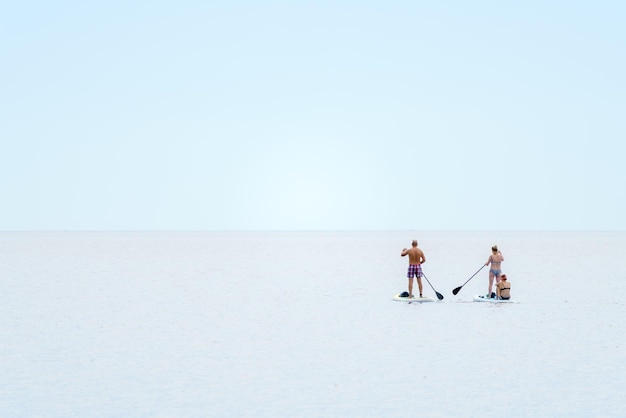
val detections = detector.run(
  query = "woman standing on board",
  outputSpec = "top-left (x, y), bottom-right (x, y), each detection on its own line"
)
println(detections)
top-left (485, 245), bottom-right (504, 298)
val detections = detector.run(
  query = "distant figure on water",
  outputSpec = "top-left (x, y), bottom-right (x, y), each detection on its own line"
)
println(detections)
top-left (485, 245), bottom-right (504, 298)
top-left (496, 274), bottom-right (511, 300)
top-left (401, 240), bottom-right (426, 298)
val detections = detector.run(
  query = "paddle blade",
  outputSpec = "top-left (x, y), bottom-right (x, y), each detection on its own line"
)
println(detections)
top-left (452, 286), bottom-right (461, 295)
top-left (436, 291), bottom-right (444, 300)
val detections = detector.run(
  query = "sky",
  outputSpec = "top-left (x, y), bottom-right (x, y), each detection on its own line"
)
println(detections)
top-left (1, 1), bottom-right (625, 231)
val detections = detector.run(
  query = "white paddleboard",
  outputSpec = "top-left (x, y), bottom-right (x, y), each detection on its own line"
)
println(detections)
top-left (393, 294), bottom-right (435, 303)
top-left (473, 295), bottom-right (515, 303)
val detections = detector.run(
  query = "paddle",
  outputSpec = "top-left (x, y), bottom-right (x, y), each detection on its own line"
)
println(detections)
top-left (452, 265), bottom-right (485, 295)
top-left (422, 272), bottom-right (444, 300)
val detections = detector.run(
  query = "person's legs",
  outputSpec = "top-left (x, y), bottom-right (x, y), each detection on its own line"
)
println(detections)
top-left (408, 277), bottom-right (413, 297)
top-left (417, 277), bottom-right (423, 297)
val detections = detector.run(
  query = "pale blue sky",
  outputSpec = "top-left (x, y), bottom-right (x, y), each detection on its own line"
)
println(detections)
top-left (2, 1), bottom-right (624, 231)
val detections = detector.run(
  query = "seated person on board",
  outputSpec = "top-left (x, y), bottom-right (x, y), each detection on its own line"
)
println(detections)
top-left (496, 274), bottom-right (511, 300)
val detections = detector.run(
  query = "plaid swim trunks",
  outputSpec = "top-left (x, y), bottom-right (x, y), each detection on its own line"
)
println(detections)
top-left (407, 264), bottom-right (422, 278)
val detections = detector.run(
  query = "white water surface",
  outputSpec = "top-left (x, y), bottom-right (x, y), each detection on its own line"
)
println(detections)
top-left (1, 231), bottom-right (625, 417)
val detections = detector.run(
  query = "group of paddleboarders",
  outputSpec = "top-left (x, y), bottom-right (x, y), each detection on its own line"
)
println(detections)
top-left (401, 240), bottom-right (511, 300)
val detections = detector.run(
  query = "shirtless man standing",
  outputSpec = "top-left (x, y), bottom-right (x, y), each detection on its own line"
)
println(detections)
top-left (401, 240), bottom-right (426, 298)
